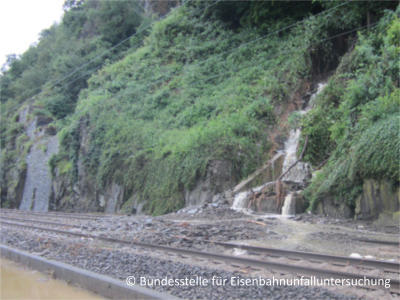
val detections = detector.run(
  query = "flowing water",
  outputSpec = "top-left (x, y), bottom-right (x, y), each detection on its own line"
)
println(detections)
top-left (279, 82), bottom-right (327, 212)
top-left (281, 193), bottom-right (294, 215)
top-left (231, 83), bottom-right (327, 214)
top-left (231, 182), bottom-right (274, 213)
top-left (0, 258), bottom-right (102, 299)
top-left (280, 83), bottom-right (327, 183)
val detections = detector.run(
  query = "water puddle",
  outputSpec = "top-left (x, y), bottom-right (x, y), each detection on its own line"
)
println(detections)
top-left (0, 258), bottom-right (102, 299)
top-left (233, 217), bottom-right (400, 259)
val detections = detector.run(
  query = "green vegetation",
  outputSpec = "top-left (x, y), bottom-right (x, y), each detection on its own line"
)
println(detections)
top-left (1, 1), bottom-right (398, 214)
top-left (301, 9), bottom-right (400, 209)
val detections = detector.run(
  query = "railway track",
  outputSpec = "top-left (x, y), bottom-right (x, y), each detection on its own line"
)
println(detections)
top-left (0, 209), bottom-right (106, 221)
top-left (359, 239), bottom-right (399, 246)
top-left (1, 219), bottom-right (399, 293)
top-left (2, 215), bottom-right (398, 273)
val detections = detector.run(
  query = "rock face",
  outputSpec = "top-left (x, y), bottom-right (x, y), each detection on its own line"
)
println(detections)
top-left (53, 120), bottom-right (126, 214)
top-left (184, 160), bottom-right (237, 206)
top-left (233, 153), bottom-right (284, 194)
top-left (253, 185), bottom-right (305, 214)
top-left (317, 179), bottom-right (399, 223)
top-left (19, 112), bottom-right (58, 212)
top-left (6, 107), bottom-right (126, 214)
top-left (355, 180), bottom-right (399, 225)
top-left (316, 195), bottom-right (354, 219)
top-left (280, 129), bottom-right (311, 183)
top-left (104, 183), bottom-right (124, 214)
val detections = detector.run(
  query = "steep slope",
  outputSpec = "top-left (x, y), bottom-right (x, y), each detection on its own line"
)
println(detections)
top-left (1, 1), bottom-right (398, 217)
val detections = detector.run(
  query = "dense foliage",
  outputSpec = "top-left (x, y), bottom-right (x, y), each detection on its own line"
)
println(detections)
top-left (302, 8), bottom-right (400, 209)
top-left (1, 0), bottom-right (150, 142)
top-left (1, 0), bottom-right (398, 214)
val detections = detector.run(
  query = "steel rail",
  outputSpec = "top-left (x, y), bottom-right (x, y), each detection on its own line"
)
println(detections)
top-left (0, 208), bottom-right (107, 218)
top-left (2, 216), bottom-right (399, 273)
top-left (359, 239), bottom-right (399, 246)
top-left (0, 210), bottom-right (104, 221)
top-left (0, 216), bottom-right (85, 229)
top-left (1, 220), bottom-right (399, 293)
top-left (213, 241), bottom-right (400, 273)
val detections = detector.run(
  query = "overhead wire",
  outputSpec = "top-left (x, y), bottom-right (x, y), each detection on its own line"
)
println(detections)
top-left (72, 22), bottom-right (377, 126)
top-left (1, 2), bottom-right (367, 143)
top-left (1, 15), bottom-right (375, 143)
top-left (56, 0), bottom-right (222, 91)
top-left (1, 0), bottom-right (200, 116)
top-left (2, 0), bottom-right (350, 117)
top-left (34, 0), bottom-right (355, 122)
top-left (24, 21), bottom-right (377, 142)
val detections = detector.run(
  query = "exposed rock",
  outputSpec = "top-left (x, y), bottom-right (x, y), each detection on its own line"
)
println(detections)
top-left (317, 179), bottom-right (399, 221)
top-left (6, 168), bottom-right (26, 209)
top-left (224, 190), bottom-right (233, 199)
top-left (51, 119), bottom-right (126, 213)
top-left (273, 134), bottom-right (287, 151)
top-left (233, 153), bottom-right (284, 193)
top-left (73, 184), bottom-right (81, 195)
top-left (184, 160), bottom-right (237, 206)
top-left (36, 116), bottom-right (53, 127)
top-left (316, 195), bottom-right (354, 219)
top-left (255, 196), bottom-right (278, 213)
top-left (18, 105), bottom-right (31, 124)
top-left (212, 194), bottom-right (221, 203)
top-left (99, 195), bottom-right (106, 208)
top-left (355, 180), bottom-right (399, 225)
top-left (105, 183), bottom-right (124, 214)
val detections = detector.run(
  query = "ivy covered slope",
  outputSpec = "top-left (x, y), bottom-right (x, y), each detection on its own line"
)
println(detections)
top-left (1, 1), bottom-right (398, 215)
top-left (301, 8), bottom-right (400, 210)
top-left (52, 2), bottom-right (398, 215)
top-left (0, 0), bottom-right (160, 207)
top-left (0, 0), bottom-right (152, 141)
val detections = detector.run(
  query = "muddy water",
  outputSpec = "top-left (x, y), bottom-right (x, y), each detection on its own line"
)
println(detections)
top-left (245, 218), bottom-right (349, 254)
top-left (236, 217), bottom-right (400, 260)
top-left (0, 258), bottom-right (102, 299)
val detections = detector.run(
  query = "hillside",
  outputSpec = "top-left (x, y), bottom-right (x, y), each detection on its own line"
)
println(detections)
top-left (1, 0), bottom-right (399, 218)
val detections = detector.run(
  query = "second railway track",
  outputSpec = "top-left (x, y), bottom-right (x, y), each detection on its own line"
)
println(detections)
top-left (1, 219), bottom-right (399, 293)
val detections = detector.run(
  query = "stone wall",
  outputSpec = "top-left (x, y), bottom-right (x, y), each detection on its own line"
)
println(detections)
top-left (19, 115), bottom-right (58, 212)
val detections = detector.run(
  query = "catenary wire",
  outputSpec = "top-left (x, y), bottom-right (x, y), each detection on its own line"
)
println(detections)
top-left (1, 0), bottom-right (351, 116)
top-left (0, 21), bottom-right (377, 143)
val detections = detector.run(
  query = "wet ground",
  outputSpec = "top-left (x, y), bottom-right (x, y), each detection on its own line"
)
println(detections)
top-left (1, 205), bottom-right (399, 299)
top-left (0, 258), bottom-right (102, 299)
top-left (95, 206), bottom-right (399, 261)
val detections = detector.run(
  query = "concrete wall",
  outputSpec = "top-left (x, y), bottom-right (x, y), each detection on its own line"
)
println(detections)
top-left (0, 245), bottom-right (178, 300)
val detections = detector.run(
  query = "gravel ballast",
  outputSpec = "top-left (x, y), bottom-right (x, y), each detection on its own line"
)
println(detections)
top-left (1, 228), bottom-right (360, 300)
